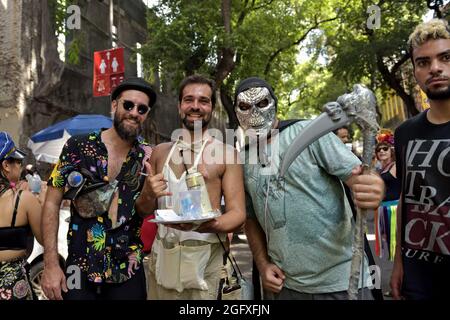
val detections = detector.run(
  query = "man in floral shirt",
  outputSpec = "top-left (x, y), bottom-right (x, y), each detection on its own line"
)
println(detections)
top-left (41, 77), bottom-right (156, 300)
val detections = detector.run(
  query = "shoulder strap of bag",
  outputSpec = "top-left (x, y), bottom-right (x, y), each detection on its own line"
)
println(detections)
top-left (278, 119), bottom-right (302, 132)
top-left (216, 234), bottom-right (243, 280)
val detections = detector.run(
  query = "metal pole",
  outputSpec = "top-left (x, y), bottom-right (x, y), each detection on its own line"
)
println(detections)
top-left (110, 0), bottom-right (114, 47)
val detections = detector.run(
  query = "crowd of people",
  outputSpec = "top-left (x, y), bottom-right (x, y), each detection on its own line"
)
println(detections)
top-left (0, 19), bottom-right (449, 301)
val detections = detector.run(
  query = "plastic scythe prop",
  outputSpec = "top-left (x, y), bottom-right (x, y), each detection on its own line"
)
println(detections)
top-left (279, 84), bottom-right (379, 300)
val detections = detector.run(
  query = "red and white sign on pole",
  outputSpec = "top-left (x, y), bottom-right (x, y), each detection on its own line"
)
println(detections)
top-left (93, 47), bottom-right (125, 97)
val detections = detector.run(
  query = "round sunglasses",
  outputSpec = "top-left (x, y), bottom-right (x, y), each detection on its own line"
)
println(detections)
top-left (376, 146), bottom-right (390, 153)
top-left (119, 99), bottom-right (150, 115)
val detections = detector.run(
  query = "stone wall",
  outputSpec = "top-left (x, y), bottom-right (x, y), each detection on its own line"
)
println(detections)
top-left (1, 0), bottom-right (229, 170)
top-left (0, 0), bottom-right (24, 141)
top-left (0, 0), bottom-right (190, 152)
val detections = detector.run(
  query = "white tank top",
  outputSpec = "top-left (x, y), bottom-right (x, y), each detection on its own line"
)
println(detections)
top-left (156, 138), bottom-right (220, 243)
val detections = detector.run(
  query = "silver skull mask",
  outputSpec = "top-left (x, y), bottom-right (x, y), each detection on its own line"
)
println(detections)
top-left (235, 87), bottom-right (276, 136)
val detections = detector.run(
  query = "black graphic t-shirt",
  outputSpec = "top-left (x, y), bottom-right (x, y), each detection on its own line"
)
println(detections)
top-left (395, 110), bottom-right (450, 298)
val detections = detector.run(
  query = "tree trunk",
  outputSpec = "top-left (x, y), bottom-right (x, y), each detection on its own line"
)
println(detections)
top-left (220, 89), bottom-right (239, 129)
top-left (33, 0), bottom-right (64, 100)
top-left (376, 54), bottom-right (419, 117)
top-left (214, 0), bottom-right (235, 88)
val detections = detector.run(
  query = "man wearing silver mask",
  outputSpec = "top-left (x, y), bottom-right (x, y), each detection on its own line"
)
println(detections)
top-left (234, 77), bottom-right (384, 300)
top-left (235, 80), bottom-right (277, 137)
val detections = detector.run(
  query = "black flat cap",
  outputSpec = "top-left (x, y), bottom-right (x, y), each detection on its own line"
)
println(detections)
top-left (111, 77), bottom-right (157, 108)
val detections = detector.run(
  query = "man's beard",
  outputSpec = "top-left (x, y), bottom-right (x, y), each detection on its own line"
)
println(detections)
top-left (426, 85), bottom-right (450, 100)
top-left (113, 112), bottom-right (143, 142)
top-left (182, 114), bottom-right (211, 130)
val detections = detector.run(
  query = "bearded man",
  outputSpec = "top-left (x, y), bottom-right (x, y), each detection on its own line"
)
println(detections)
top-left (41, 77), bottom-right (156, 300)
top-left (137, 74), bottom-right (246, 299)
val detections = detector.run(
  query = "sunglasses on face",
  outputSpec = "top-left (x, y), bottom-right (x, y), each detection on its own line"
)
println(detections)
top-left (376, 146), bottom-right (390, 153)
top-left (119, 99), bottom-right (150, 115)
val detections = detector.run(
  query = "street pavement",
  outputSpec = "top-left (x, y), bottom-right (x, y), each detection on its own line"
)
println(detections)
top-left (366, 213), bottom-right (394, 300)
top-left (230, 232), bottom-right (253, 282)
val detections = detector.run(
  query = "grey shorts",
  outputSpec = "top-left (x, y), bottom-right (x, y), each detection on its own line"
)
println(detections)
top-left (268, 287), bottom-right (374, 300)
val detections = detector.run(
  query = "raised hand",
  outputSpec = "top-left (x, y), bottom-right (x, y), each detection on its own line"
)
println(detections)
top-left (142, 161), bottom-right (172, 199)
top-left (347, 166), bottom-right (385, 209)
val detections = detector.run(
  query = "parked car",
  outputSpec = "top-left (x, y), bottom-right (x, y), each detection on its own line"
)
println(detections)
top-left (27, 207), bottom-right (70, 300)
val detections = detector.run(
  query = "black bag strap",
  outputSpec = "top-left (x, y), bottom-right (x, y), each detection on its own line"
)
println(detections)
top-left (11, 190), bottom-right (23, 227)
top-left (278, 119), bottom-right (302, 132)
top-left (216, 234), bottom-right (244, 280)
top-left (64, 163), bottom-right (128, 200)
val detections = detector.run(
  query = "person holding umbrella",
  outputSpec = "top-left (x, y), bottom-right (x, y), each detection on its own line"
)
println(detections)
top-left (41, 77), bottom-right (156, 300)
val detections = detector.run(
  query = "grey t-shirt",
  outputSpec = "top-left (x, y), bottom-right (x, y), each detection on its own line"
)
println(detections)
top-left (242, 121), bottom-right (369, 294)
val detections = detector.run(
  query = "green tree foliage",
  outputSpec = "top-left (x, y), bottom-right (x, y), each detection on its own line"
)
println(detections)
top-left (142, 0), bottom-right (347, 127)
top-left (323, 0), bottom-right (428, 117)
top-left (49, 0), bottom-right (83, 65)
top-left (143, 0), bottom-right (222, 89)
top-left (142, 0), bottom-right (430, 127)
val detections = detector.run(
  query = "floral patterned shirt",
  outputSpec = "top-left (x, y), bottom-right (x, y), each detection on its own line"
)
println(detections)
top-left (48, 130), bottom-right (152, 284)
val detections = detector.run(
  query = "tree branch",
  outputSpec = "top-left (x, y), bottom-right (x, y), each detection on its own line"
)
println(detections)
top-left (264, 15), bottom-right (339, 75)
top-left (253, 0), bottom-right (275, 11)
top-left (184, 43), bottom-right (210, 75)
top-left (215, 0), bottom-right (235, 87)
top-left (237, 0), bottom-right (275, 27)
top-left (391, 52), bottom-right (411, 74)
top-left (222, 0), bottom-right (232, 34)
top-left (376, 53), bottom-right (418, 117)
top-left (220, 88), bottom-right (239, 129)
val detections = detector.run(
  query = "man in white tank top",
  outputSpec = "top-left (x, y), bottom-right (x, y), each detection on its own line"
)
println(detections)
top-left (136, 75), bottom-right (246, 299)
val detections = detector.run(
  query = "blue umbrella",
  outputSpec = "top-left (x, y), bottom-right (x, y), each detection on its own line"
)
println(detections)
top-left (30, 114), bottom-right (112, 143)
top-left (28, 114), bottom-right (112, 163)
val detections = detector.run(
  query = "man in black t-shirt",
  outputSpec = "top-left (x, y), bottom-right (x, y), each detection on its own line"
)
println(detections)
top-left (391, 19), bottom-right (450, 300)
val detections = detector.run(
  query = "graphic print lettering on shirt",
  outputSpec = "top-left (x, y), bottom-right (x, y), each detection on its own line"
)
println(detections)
top-left (403, 139), bottom-right (450, 257)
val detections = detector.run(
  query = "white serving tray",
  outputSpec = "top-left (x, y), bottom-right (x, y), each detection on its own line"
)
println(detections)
top-left (148, 209), bottom-right (220, 225)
